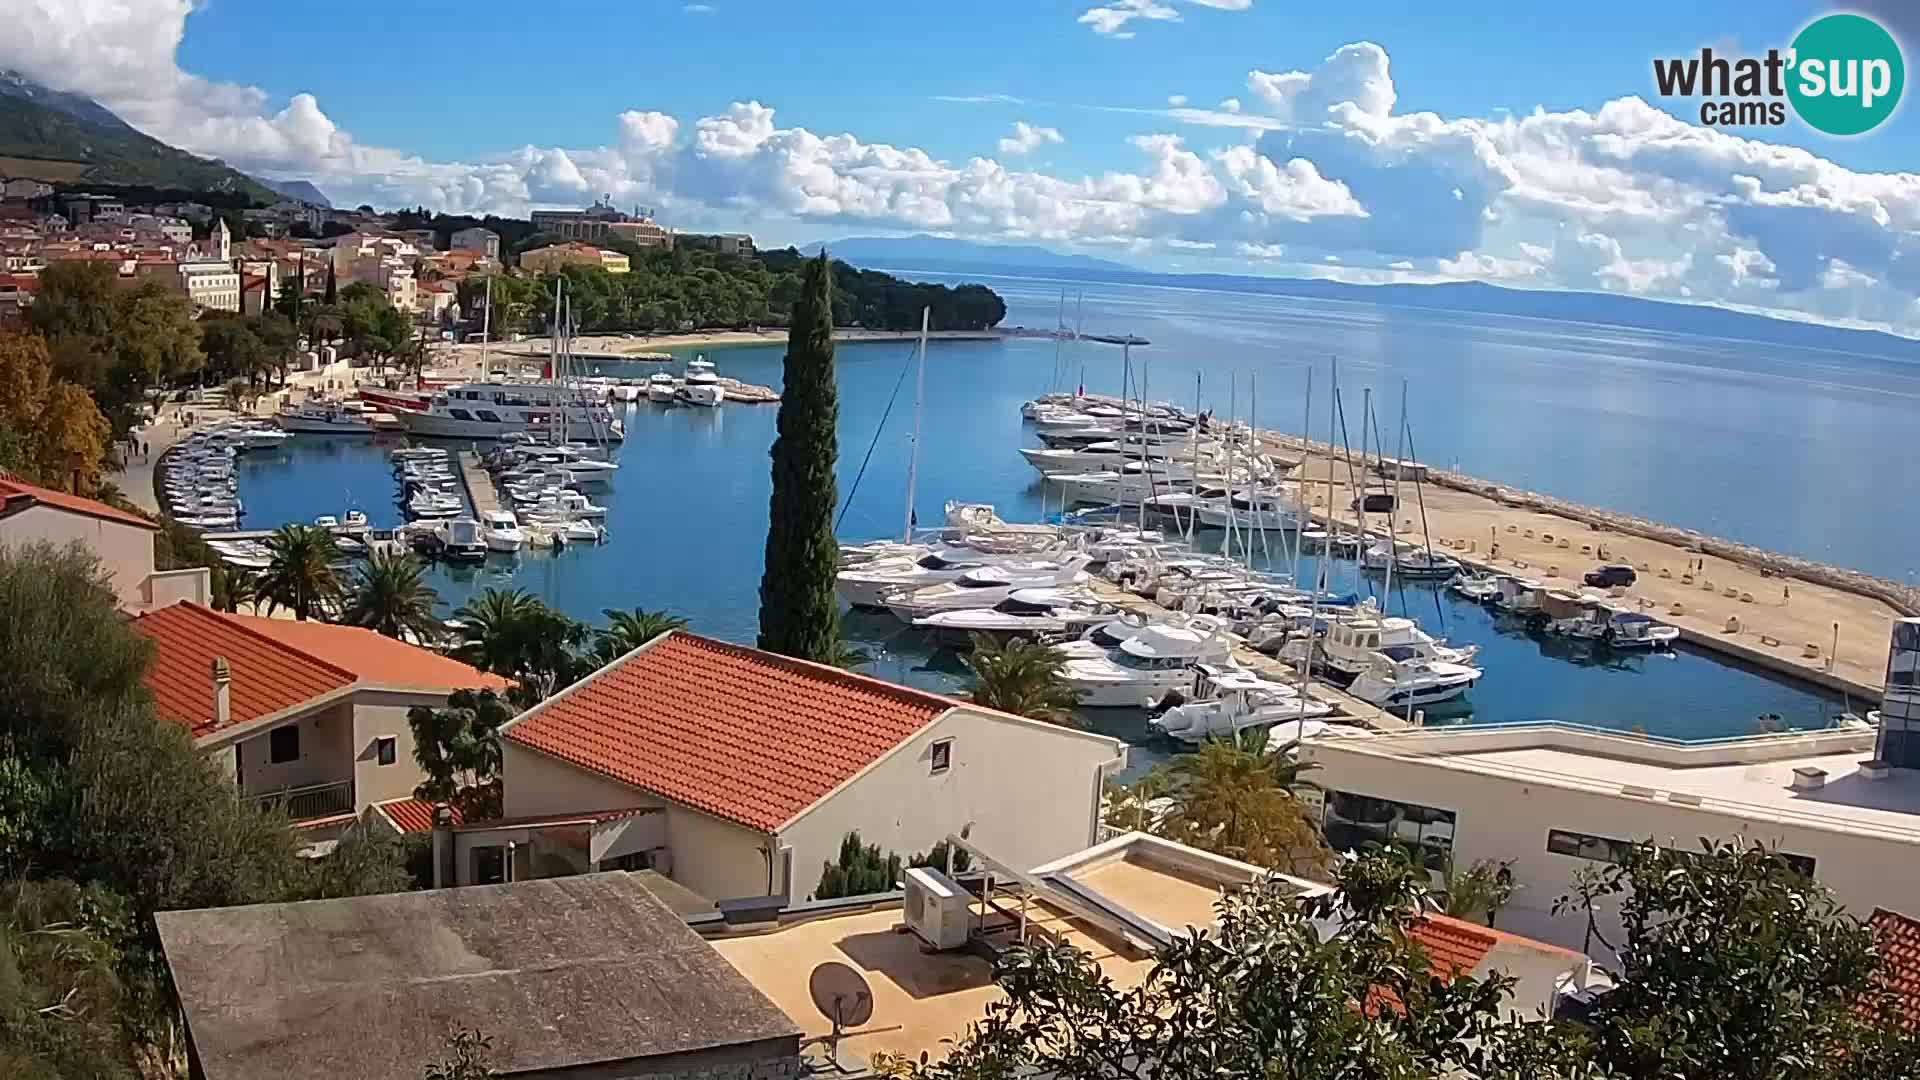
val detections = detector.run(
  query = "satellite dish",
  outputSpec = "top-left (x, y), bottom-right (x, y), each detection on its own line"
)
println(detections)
top-left (808, 961), bottom-right (874, 1030)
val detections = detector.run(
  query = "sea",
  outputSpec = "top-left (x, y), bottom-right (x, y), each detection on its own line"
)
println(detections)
top-left (228, 273), bottom-right (1916, 777)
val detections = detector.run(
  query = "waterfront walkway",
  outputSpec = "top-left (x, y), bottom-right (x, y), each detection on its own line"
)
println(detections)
top-left (458, 452), bottom-right (500, 518)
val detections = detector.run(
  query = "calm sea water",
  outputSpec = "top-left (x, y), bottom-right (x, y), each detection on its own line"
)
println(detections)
top-left (229, 276), bottom-right (1903, 774)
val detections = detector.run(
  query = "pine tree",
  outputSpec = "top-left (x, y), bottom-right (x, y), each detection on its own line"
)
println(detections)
top-left (757, 253), bottom-right (841, 661)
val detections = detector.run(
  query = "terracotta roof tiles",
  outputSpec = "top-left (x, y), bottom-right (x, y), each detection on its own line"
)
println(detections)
top-left (129, 604), bottom-right (501, 738)
top-left (374, 797), bottom-right (461, 835)
top-left (1409, 914), bottom-right (1501, 977)
top-left (130, 604), bottom-right (353, 737)
top-left (1871, 908), bottom-right (1920, 1029)
top-left (504, 632), bottom-right (952, 833)
top-left (0, 473), bottom-right (157, 530)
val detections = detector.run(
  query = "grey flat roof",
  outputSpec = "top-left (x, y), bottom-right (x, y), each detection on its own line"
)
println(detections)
top-left (156, 873), bottom-right (800, 1080)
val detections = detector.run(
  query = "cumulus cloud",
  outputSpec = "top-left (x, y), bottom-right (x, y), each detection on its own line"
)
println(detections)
top-left (4, 2), bottom-right (1917, 335)
top-left (998, 122), bottom-right (1065, 155)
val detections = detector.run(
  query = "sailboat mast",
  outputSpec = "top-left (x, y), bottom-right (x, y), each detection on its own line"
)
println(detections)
top-left (1137, 352), bottom-right (1151, 534)
top-left (1247, 372), bottom-right (1258, 571)
top-left (479, 275), bottom-right (492, 380)
top-left (1225, 377), bottom-right (1239, 561)
top-left (904, 306), bottom-right (928, 543)
top-left (1291, 365), bottom-right (1311, 592)
top-left (1187, 372), bottom-right (1201, 542)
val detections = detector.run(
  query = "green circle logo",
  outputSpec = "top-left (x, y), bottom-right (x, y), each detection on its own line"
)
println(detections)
top-left (1787, 13), bottom-right (1904, 135)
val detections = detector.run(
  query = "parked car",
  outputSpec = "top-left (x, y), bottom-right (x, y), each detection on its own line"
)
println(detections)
top-left (1584, 563), bottom-right (1637, 588)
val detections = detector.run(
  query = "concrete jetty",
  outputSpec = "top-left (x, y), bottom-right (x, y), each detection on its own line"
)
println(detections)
top-left (457, 452), bottom-right (498, 518)
top-left (1266, 433), bottom-right (1895, 701)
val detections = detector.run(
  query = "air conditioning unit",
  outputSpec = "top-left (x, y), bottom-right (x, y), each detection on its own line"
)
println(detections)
top-left (903, 866), bottom-right (970, 951)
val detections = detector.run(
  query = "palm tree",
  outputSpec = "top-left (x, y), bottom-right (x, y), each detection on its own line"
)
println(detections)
top-left (342, 549), bottom-right (443, 641)
top-left (451, 588), bottom-right (540, 675)
top-left (591, 607), bottom-right (688, 664)
top-left (211, 563), bottom-right (260, 614)
top-left (1154, 735), bottom-right (1329, 877)
top-left (961, 635), bottom-right (1081, 727)
top-left (258, 524), bottom-right (343, 621)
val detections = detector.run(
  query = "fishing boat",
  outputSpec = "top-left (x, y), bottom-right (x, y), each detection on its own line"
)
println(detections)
top-left (1306, 610), bottom-right (1479, 683)
top-left (1361, 541), bottom-right (1461, 580)
top-left (1147, 665), bottom-right (1335, 745)
top-left (1347, 648), bottom-right (1482, 710)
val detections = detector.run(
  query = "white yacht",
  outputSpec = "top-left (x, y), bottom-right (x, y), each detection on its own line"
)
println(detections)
top-left (389, 380), bottom-right (625, 441)
top-left (883, 558), bottom-right (1092, 623)
top-left (343, 510), bottom-right (369, 529)
top-left (647, 372), bottom-right (678, 402)
top-left (1450, 573), bottom-right (1501, 603)
top-left (1148, 666), bottom-right (1335, 745)
top-left (680, 357), bottom-right (725, 407)
top-left (911, 588), bottom-right (1112, 646)
top-left (1061, 616), bottom-right (1238, 708)
top-left (275, 398), bottom-right (378, 435)
top-left (480, 510), bottom-right (526, 553)
top-left (836, 547), bottom-right (1009, 609)
top-left (1492, 574), bottom-right (1546, 615)
top-left (1193, 488), bottom-right (1304, 531)
top-left (1347, 648), bottom-right (1482, 710)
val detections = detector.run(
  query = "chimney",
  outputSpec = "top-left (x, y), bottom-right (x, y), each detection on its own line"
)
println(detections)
top-left (211, 656), bottom-right (231, 729)
top-left (1790, 766), bottom-right (1828, 792)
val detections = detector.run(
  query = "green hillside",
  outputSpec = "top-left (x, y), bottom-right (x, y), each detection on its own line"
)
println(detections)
top-left (0, 72), bottom-right (275, 202)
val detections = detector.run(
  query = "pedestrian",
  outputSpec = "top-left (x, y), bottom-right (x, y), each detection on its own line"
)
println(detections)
top-left (1783, 583), bottom-right (1791, 605)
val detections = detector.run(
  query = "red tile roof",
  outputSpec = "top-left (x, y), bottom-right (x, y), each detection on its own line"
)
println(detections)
top-left (1871, 908), bottom-right (1920, 1029)
top-left (130, 604), bottom-right (353, 737)
top-left (374, 797), bottom-right (461, 835)
top-left (129, 603), bottom-right (502, 738)
top-left (232, 615), bottom-right (508, 692)
top-left (504, 631), bottom-right (952, 833)
top-left (1409, 914), bottom-right (1501, 977)
top-left (0, 473), bottom-right (156, 530)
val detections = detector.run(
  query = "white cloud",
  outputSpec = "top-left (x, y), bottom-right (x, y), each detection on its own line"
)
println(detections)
top-left (683, 3), bottom-right (715, 11)
top-left (4, 3), bottom-right (1916, 335)
top-left (1077, 0), bottom-right (1251, 37)
top-left (1167, 94), bottom-right (1189, 107)
top-left (998, 122), bottom-right (1065, 155)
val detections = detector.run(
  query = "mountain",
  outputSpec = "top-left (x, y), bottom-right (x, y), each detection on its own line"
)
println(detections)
top-left (260, 178), bottom-right (333, 208)
top-left (0, 70), bottom-right (275, 201)
top-left (810, 234), bottom-right (1132, 274)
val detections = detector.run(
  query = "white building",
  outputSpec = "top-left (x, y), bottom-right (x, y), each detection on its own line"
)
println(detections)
top-left (178, 262), bottom-right (241, 312)
top-left (457, 630), bottom-right (1128, 901)
top-left (2, 178), bottom-right (53, 200)
top-left (1300, 719), bottom-right (1920, 953)
top-left (0, 474), bottom-right (207, 611)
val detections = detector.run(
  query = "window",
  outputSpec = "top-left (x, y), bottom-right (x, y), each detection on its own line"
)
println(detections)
top-left (930, 739), bottom-right (953, 774)
top-left (472, 845), bottom-right (507, 885)
top-left (269, 724), bottom-right (299, 764)
top-left (376, 736), bottom-right (397, 766)
top-left (1318, 789), bottom-right (1456, 875)
top-left (1546, 828), bottom-right (1816, 878)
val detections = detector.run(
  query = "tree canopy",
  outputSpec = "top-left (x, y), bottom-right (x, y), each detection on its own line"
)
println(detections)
top-left (27, 262), bottom-right (203, 434)
top-left (0, 326), bottom-right (112, 493)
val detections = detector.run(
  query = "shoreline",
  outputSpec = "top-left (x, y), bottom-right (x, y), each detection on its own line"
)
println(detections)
top-left (434, 327), bottom-right (1001, 370)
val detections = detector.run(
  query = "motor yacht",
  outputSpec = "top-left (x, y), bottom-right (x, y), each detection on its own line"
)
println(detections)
top-left (1308, 610), bottom-right (1479, 683)
top-left (275, 397), bottom-right (378, 435)
top-left (882, 556), bottom-right (1092, 623)
top-left (647, 372), bottom-right (678, 402)
top-left (436, 518), bottom-right (488, 562)
top-left (1060, 616), bottom-right (1238, 708)
top-left (680, 357), bottom-right (725, 407)
top-left (911, 588), bottom-right (1112, 646)
top-left (1347, 648), bottom-right (1482, 710)
top-left (1148, 665), bottom-right (1335, 745)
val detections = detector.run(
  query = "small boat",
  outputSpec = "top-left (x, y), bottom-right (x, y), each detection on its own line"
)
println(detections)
top-left (343, 510), bottom-right (369, 530)
top-left (1361, 541), bottom-right (1461, 581)
top-left (436, 518), bottom-right (488, 562)
top-left (314, 514), bottom-right (340, 529)
top-left (480, 510), bottom-right (525, 553)
top-left (1603, 610), bottom-right (1681, 649)
top-left (647, 372), bottom-right (678, 402)
top-left (1450, 573), bottom-right (1500, 603)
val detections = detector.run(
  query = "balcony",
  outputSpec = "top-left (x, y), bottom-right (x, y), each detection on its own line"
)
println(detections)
top-left (246, 779), bottom-right (354, 822)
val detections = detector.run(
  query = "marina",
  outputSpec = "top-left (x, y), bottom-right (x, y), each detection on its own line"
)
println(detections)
top-left (155, 279), bottom-right (1911, 780)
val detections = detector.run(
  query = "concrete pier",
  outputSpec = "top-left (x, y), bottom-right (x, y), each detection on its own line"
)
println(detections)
top-left (457, 452), bottom-right (498, 518)
top-left (1267, 434), bottom-right (1895, 701)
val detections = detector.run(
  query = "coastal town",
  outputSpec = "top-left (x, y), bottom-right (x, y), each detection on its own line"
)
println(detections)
top-left (4, 15), bottom-right (1920, 1077)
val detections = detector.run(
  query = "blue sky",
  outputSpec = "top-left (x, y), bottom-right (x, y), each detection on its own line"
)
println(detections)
top-left (6, 1), bottom-right (1917, 334)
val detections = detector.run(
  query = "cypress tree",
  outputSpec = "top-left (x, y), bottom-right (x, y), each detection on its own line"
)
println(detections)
top-left (323, 262), bottom-right (337, 305)
top-left (757, 253), bottom-right (841, 661)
